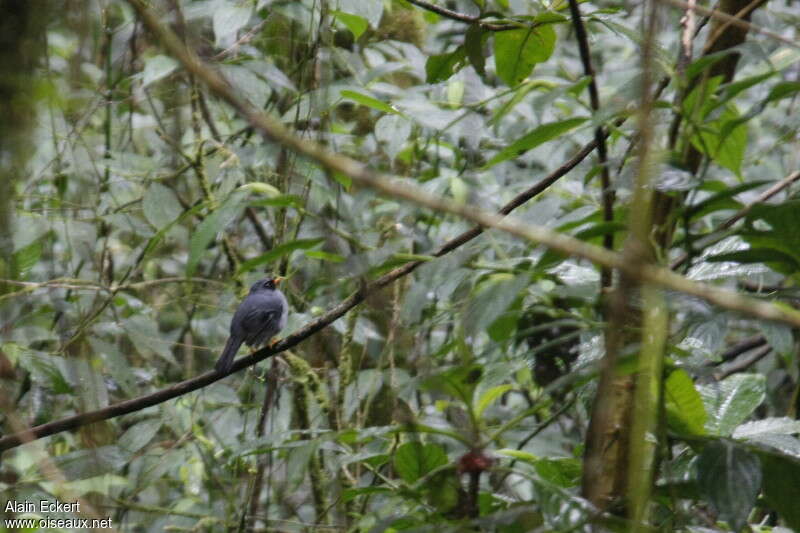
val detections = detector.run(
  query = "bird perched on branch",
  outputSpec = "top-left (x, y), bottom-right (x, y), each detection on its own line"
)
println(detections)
top-left (215, 276), bottom-right (288, 373)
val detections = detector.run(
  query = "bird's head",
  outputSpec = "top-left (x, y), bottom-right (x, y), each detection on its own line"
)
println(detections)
top-left (250, 276), bottom-right (285, 292)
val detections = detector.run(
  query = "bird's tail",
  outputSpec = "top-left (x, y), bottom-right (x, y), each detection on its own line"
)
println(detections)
top-left (215, 336), bottom-right (243, 373)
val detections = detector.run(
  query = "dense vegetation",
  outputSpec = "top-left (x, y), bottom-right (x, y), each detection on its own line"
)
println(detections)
top-left (2, 0), bottom-right (800, 531)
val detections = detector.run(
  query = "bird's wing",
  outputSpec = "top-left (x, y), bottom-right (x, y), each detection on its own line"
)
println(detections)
top-left (240, 307), bottom-right (280, 331)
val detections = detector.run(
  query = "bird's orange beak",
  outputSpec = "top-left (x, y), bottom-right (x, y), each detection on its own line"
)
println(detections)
top-left (274, 276), bottom-right (286, 285)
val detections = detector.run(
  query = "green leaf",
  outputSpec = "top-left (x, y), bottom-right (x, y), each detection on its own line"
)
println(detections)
top-left (287, 441), bottom-right (319, 490)
top-left (766, 81), bottom-right (800, 104)
top-left (474, 384), bottom-right (513, 417)
top-left (761, 453), bottom-right (800, 530)
top-left (758, 321), bottom-right (794, 360)
top-left (238, 238), bottom-right (325, 274)
top-left (493, 25), bottom-right (556, 86)
top-left (187, 191), bottom-right (248, 276)
top-left (664, 369), bottom-right (706, 436)
top-left (707, 248), bottom-right (799, 271)
top-left (141, 55), bottom-right (178, 88)
top-left (332, 10), bottom-right (368, 39)
top-left (689, 104), bottom-right (747, 175)
top-left (464, 24), bottom-right (486, 76)
top-left (538, 220), bottom-right (626, 269)
top-left (495, 448), bottom-right (538, 463)
top-left (118, 419), bottom-right (162, 454)
top-left (699, 373), bottom-right (765, 436)
top-left (696, 441), bottom-right (761, 533)
top-left (143, 182), bottom-right (183, 229)
top-left (423, 365), bottom-right (483, 406)
top-left (304, 250), bottom-right (345, 263)
top-left (733, 417), bottom-right (800, 440)
top-left (483, 118), bottom-right (587, 169)
top-left (13, 239), bottom-right (42, 275)
top-left (683, 179), bottom-right (767, 220)
top-left (739, 200), bottom-right (800, 269)
top-left (340, 89), bottom-right (399, 115)
top-left (53, 445), bottom-right (129, 481)
top-left (463, 274), bottom-right (530, 334)
top-left (534, 458), bottom-right (582, 488)
top-left (393, 442), bottom-right (448, 483)
top-left (425, 47), bottom-right (467, 84)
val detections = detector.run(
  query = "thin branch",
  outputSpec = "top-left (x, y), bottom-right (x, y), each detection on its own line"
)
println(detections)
top-left (709, 334), bottom-right (767, 365)
top-left (405, 0), bottom-right (517, 31)
top-left (566, 0), bottom-right (614, 287)
top-left (715, 344), bottom-right (771, 379)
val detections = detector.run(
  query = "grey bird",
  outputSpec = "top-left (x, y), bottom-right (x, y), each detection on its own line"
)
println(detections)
top-left (215, 276), bottom-right (288, 373)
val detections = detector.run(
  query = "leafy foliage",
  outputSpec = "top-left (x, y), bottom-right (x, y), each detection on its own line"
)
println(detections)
top-left (1, 0), bottom-right (799, 532)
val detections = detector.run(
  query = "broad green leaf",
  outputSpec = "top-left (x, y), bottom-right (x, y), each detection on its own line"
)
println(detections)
top-left (761, 453), bottom-right (800, 530)
top-left (342, 486), bottom-right (392, 502)
top-left (143, 182), bottom-right (183, 229)
top-left (698, 373), bottom-right (765, 436)
top-left (304, 250), bottom-right (345, 263)
top-left (425, 47), bottom-right (467, 84)
top-left (125, 314), bottom-right (177, 365)
top-left (696, 441), bottom-right (761, 533)
top-left (538, 221), bottom-right (626, 269)
top-left (340, 90), bottom-right (399, 115)
top-left (534, 458), bottom-right (582, 488)
top-left (463, 274), bottom-right (530, 335)
top-left (118, 419), bottom-right (162, 454)
top-left (13, 239), bottom-right (42, 275)
top-left (683, 179), bottom-right (767, 220)
top-left (238, 238), bottom-right (325, 274)
top-left (739, 201), bottom-right (800, 268)
top-left (141, 55), bottom-right (178, 88)
top-left (707, 248), bottom-right (799, 271)
top-left (287, 441), bottom-right (319, 490)
top-left (186, 191), bottom-right (248, 276)
top-left (53, 445), bottom-right (129, 481)
top-left (213, 3), bottom-right (252, 47)
top-left (474, 384), bottom-right (513, 417)
top-left (689, 104), bottom-right (747, 175)
top-left (495, 448), bottom-right (537, 463)
top-left (423, 365), bottom-right (483, 406)
top-left (393, 442), bottom-right (448, 483)
top-left (494, 25), bottom-right (556, 86)
top-left (733, 417), bottom-right (800, 440)
top-left (332, 10), bottom-right (368, 39)
top-left (464, 24), bottom-right (486, 76)
top-left (758, 321), bottom-right (794, 359)
top-left (220, 64), bottom-right (271, 108)
top-left (766, 80), bottom-right (800, 104)
top-left (335, 0), bottom-right (383, 27)
top-left (483, 118), bottom-right (587, 169)
top-left (664, 369), bottom-right (706, 436)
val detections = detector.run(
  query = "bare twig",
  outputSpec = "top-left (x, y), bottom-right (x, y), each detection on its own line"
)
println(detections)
top-left (404, 0), bottom-right (517, 31)
top-left (715, 344), bottom-right (771, 379)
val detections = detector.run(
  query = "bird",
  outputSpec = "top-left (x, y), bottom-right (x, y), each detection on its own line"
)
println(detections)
top-left (215, 276), bottom-right (288, 373)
